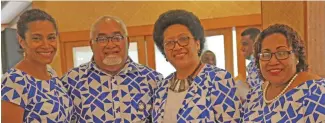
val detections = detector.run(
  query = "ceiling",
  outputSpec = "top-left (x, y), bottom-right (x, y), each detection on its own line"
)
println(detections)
top-left (1, 1), bottom-right (32, 24)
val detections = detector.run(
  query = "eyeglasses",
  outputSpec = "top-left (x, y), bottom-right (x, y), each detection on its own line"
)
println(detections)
top-left (93, 35), bottom-right (125, 46)
top-left (164, 36), bottom-right (193, 50)
top-left (258, 51), bottom-right (293, 61)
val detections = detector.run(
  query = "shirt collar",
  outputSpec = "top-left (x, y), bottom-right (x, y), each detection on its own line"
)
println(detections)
top-left (88, 57), bottom-right (140, 76)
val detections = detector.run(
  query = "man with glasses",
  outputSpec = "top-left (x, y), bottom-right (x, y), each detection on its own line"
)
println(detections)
top-left (61, 16), bottom-right (163, 123)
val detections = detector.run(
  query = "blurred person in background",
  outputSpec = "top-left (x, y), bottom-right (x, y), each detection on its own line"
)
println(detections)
top-left (201, 50), bottom-right (217, 66)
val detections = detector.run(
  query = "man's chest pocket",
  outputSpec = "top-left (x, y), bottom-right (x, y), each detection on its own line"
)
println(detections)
top-left (129, 93), bottom-right (153, 122)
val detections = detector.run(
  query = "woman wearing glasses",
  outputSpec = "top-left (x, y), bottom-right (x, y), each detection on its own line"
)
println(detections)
top-left (152, 9), bottom-right (242, 122)
top-left (242, 24), bottom-right (325, 122)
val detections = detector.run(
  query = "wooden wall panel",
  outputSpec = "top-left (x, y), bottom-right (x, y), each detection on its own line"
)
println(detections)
top-left (145, 36), bottom-right (156, 70)
top-left (306, 2), bottom-right (325, 77)
top-left (261, 1), bottom-right (305, 39)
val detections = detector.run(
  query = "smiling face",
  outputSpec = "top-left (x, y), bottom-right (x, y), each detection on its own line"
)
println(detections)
top-left (91, 19), bottom-right (128, 72)
top-left (201, 52), bottom-right (216, 66)
top-left (163, 24), bottom-right (200, 69)
top-left (19, 20), bottom-right (58, 65)
top-left (259, 33), bottom-right (298, 84)
top-left (240, 35), bottom-right (254, 59)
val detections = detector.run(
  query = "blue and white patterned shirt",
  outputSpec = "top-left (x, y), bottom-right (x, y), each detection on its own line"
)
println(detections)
top-left (61, 58), bottom-right (163, 123)
top-left (152, 64), bottom-right (242, 123)
top-left (246, 58), bottom-right (262, 88)
top-left (242, 78), bottom-right (325, 122)
top-left (1, 68), bottom-right (74, 123)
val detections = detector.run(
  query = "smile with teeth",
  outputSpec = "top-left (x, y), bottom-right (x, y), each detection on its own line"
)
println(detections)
top-left (174, 53), bottom-right (186, 57)
top-left (268, 69), bottom-right (282, 74)
top-left (38, 52), bottom-right (53, 57)
top-left (105, 51), bottom-right (119, 55)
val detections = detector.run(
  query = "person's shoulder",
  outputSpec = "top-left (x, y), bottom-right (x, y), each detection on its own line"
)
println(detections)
top-left (132, 62), bottom-right (162, 75)
top-left (295, 72), bottom-right (322, 86)
top-left (65, 62), bottom-right (91, 75)
top-left (306, 78), bottom-right (325, 88)
top-left (294, 72), bottom-right (325, 93)
top-left (2, 68), bottom-right (21, 76)
top-left (2, 68), bottom-right (26, 81)
top-left (204, 64), bottom-right (233, 79)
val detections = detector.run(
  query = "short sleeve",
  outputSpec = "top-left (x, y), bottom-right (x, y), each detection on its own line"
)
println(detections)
top-left (1, 72), bottom-right (29, 108)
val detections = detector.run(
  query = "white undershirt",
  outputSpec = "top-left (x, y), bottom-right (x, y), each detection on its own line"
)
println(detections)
top-left (163, 90), bottom-right (187, 122)
top-left (163, 65), bottom-right (205, 122)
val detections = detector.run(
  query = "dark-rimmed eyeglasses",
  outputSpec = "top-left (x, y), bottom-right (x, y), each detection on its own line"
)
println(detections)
top-left (93, 35), bottom-right (125, 46)
top-left (258, 50), bottom-right (293, 61)
top-left (164, 36), bottom-right (193, 50)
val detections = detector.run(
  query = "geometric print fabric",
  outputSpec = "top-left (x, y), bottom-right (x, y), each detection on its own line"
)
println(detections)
top-left (61, 59), bottom-right (163, 123)
top-left (152, 64), bottom-right (242, 123)
top-left (1, 68), bottom-right (73, 123)
top-left (242, 78), bottom-right (325, 123)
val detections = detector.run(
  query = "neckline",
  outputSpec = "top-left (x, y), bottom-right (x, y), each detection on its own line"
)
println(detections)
top-left (174, 62), bottom-right (202, 80)
top-left (258, 79), bottom-right (323, 107)
top-left (10, 68), bottom-right (57, 81)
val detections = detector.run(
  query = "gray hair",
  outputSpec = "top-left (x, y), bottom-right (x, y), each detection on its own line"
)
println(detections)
top-left (90, 15), bottom-right (128, 40)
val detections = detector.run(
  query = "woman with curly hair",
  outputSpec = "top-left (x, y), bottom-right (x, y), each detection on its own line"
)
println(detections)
top-left (241, 24), bottom-right (325, 122)
top-left (152, 9), bottom-right (241, 122)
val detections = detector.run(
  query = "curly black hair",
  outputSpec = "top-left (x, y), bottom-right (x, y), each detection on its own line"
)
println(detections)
top-left (254, 24), bottom-right (308, 80)
top-left (17, 9), bottom-right (58, 40)
top-left (153, 9), bottom-right (205, 57)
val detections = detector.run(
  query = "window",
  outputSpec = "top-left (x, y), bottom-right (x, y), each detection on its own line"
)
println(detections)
top-left (204, 35), bottom-right (225, 69)
top-left (154, 45), bottom-right (175, 78)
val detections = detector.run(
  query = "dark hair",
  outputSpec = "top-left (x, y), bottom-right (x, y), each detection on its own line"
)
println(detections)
top-left (153, 9), bottom-right (205, 56)
top-left (241, 27), bottom-right (261, 42)
top-left (201, 50), bottom-right (216, 64)
top-left (201, 50), bottom-right (216, 58)
top-left (17, 9), bottom-right (58, 40)
top-left (254, 24), bottom-right (308, 80)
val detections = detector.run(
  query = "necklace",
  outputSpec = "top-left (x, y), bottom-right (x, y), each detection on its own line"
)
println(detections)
top-left (263, 74), bottom-right (298, 104)
top-left (169, 62), bottom-right (202, 93)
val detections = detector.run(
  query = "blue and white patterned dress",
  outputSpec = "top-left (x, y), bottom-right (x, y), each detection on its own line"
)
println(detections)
top-left (1, 68), bottom-right (74, 123)
top-left (242, 78), bottom-right (325, 123)
top-left (61, 58), bottom-right (163, 123)
top-left (246, 58), bottom-right (262, 88)
top-left (152, 64), bottom-right (242, 123)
